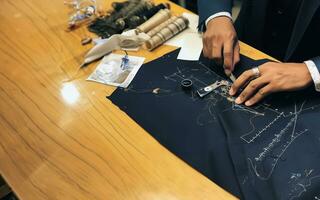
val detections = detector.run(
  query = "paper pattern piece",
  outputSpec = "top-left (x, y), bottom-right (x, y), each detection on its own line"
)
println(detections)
top-left (164, 12), bottom-right (199, 47)
top-left (87, 54), bottom-right (145, 88)
top-left (164, 13), bottom-right (203, 61)
top-left (177, 33), bottom-right (203, 61)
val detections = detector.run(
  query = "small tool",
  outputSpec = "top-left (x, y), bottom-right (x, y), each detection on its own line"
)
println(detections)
top-left (81, 37), bottom-right (92, 45)
top-left (229, 72), bottom-right (236, 83)
top-left (181, 79), bottom-right (193, 90)
top-left (120, 51), bottom-right (130, 70)
top-left (197, 80), bottom-right (229, 98)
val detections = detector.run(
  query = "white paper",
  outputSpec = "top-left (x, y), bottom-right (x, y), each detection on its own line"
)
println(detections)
top-left (182, 12), bottom-right (199, 32)
top-left (87, 53), bottom-right (145, 88)
top-left (177, 33), bottom-right (203, 61)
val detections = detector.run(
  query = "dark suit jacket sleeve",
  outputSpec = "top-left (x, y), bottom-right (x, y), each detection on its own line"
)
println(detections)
top-left (197, 0), bottom-right (233, 32)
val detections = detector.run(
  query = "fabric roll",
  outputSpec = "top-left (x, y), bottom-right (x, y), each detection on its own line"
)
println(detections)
top-left (147, 16), bottom-right (178, 37)
top-left (145, 16), bottom-right (189, 51)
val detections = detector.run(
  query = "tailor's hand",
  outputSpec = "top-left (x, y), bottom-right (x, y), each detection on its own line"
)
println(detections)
top-left (203, 16), bottom-right (240, 76)
top-left (229, 62), bottom-right (313, 106)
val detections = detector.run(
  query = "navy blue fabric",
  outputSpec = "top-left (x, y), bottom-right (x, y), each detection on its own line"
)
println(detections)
top-left (108, 49), bottom-right (320, 199)
top-left (217, 88), bottom-right (320, 199)
top-left (109, 49), bottom-right (244, 198)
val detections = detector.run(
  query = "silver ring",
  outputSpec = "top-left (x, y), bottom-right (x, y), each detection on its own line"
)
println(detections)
top-left (252, 67), bottom-right (260, 78)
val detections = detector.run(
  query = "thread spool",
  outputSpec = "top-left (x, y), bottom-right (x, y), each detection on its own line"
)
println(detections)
top-left (145, 16), bottom-right (189, 51)
top-left (136, 9), bottom-right (171, 33)
top-left (147, 16), bottom-right (177, 37)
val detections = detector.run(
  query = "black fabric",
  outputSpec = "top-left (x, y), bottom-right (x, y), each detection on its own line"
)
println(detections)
top-left (198, 0), bottom-right (320, 61)
top-left (291, 8), bottom-right (320, 62)
top-left (236, 0), bottom-right (320, 61)
top-left (108, 49), bottom-right (320, 199)
top-left (262, 0), bottom-right (302, 60)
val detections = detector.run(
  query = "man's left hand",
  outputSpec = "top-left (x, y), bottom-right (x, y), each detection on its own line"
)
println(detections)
top-left (229, 62), bottom-right (313, 106)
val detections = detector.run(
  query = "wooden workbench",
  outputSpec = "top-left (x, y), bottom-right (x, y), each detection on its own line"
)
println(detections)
top-left (0, 0), bottom-right (274, 199)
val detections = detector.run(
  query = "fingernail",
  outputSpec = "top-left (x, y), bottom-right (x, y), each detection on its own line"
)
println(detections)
top-left (235, 97), bottom-right (241, 104)
top-left (229, 88), bottom-right (234, 95)
top-left (245, 101), bottom-right (252, 106)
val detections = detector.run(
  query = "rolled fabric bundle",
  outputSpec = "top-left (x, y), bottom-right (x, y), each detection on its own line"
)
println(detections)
top-left (143, 3), bottom-right (169, 19)
top-left (145, 35), bottom-right (163, 50)
top-left (111, 1), bottom-right (130, 11)
top-left (135, 9), bottom-right (171, 34)
top-left (115, 1), bottom-right (153, 30)
top-left (147, 16), bottom-right (177, 37)
top-left (145, 16), bottom-right (189, 51)
top-left (115, 2), bottom-right (170, 30)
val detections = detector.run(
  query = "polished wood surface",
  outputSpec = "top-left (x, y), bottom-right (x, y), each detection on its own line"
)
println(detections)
top-left (0, 0), bottom-right (274, 199)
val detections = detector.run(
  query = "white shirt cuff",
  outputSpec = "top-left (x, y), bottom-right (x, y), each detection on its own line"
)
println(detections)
top-left (205, 12), bottom-right (232, 27)
top-left (304, 60), bottom-right (320, 92)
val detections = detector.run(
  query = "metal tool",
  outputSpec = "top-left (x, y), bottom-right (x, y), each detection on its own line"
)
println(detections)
top-left (229, 72), bottom-right (236, 82)
top-left (181, 79), bottom-right (193, 90)
top-left (197, 80), bottom-right (229, 98)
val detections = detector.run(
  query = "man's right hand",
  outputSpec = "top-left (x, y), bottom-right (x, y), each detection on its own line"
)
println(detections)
top-left (203, 16), bottom-right (240, 76)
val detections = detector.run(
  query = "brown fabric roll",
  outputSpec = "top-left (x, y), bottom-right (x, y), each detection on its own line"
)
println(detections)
top-left (146, 16), bottom-right (178, 37)
top-left (145, 16), bottom-right (189, 51)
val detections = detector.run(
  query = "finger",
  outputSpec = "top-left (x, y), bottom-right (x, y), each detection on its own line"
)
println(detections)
top-left (223, 41), bottom-right (234, 76)
top-left (244, 84), bottom-right (274, 106)
top-left (234, 77), bottom-right (268, 104)
top-left (203, 43), bottom-right (209, 57)
top-left (232, 43), bottom-right (240, 71)
top-left (202, 36), bottom-right (210, 57)
top-left (229, 68), bottom-right (258, 96)
top-left (212, 41), bottom-right (223, 65)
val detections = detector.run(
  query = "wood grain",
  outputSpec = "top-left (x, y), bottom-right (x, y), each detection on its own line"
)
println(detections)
top-left (0, 0), bottom-right (274, 199)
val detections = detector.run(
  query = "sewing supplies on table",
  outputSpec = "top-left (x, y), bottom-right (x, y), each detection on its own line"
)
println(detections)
top-left (144, 15), bottom-right (189, 51)
top-left (64, 0), bottom-right (97, 30)
top-left (120, 51), bottom-right (130, 70)
top-left (80, 32), bottom-right (148, 68)
top-left (88, 1), bottom-right (169, 38)
top-left (197, 80), bottom-right (230, 98)
top-left (87, 53), bottom-right (145, 88)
